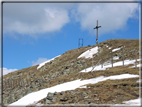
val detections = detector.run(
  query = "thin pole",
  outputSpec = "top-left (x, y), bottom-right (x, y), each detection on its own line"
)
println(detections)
top-left (78, 39), bottom-right (80, 48)
top-left (111, 49), bottom-right (113, 67)
top-left (85, 60), bottom-right (86, 72)
top-left (82, 39), bottom-right (83, 47)
top-left (92, 55), bottom-right (94, 68)
top-left (70, 61), bottom-right (71, 72)
top-left (123, 46), bottom-right (124, 67)
top-left (78, 38), bottom-right (83, 48)
top-left (135, 50), bottom-right (137, 68)
top-left (101, 51), bottom-right (103, 68)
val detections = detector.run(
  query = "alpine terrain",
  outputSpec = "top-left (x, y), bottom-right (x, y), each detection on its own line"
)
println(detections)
top-left (2, 39), bottom-right (141, 106)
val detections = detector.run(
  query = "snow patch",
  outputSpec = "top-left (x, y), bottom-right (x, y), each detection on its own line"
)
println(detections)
top-left (113, 56), bottom-right (119, 60)
top-left (37, 55), bottom-right (61, 69)
top-left (123, 98), bottom-right (141, 105)
top-left (8, 74), bottom-right (139, 106)
top-left (109, 47), bottom-right (112, 49)
top-left (112, 47), bottom-right (121, 52)
top-left (80, 59), bottom-right (139, 73)
top-left (129, 64), bottom-right (141, 68)
top-left (78, 46), bottom-right (98, 59)
top-left (105, 45), bottom-right (109, 48)
top-left (136, 79), bottom-right (142, 83)
top-left (111, 98), bottom-right (141, 106)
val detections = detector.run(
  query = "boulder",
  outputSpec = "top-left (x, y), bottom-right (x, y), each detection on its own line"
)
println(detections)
top-left (47, 92), bottom-right (54, 100)
top-left (54, 92), bottom-right (58, 95)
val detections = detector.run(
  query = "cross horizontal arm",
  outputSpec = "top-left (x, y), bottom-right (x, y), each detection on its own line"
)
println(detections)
top-left (93, 26), bottom-right (101, 29)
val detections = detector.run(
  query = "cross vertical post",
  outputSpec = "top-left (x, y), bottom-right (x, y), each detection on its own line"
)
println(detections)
top-left (94, 20), bottom-right (101, 46)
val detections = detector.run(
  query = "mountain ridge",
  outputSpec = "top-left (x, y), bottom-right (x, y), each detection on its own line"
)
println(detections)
top-left (2, 39), bottom-right (141, 106)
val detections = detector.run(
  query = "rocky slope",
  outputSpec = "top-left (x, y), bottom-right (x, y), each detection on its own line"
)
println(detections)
top-left (2, 39), bottom-right (141, 106)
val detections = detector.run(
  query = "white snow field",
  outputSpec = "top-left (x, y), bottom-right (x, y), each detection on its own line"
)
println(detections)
top-left (8, 74), bottom-right (139, 106)
top-left (80, 59), bottom-right (139, 73)
top-left (37, 55), bottom-right (61, 69)
top-left (78, 46), bottom-right (98, 58)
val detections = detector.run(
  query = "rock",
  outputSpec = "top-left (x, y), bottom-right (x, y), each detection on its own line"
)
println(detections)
top-left (65, 66), bottom-right (69, 69)
top-left (77, 61), bottom-right (81, 64)
top-left (70, 63), bottom-right (74, 66)
top-left (78, 64), bottom-right (83, 68)
top-left (64, 69), bottom-right (70, 73)
top-left (84, 96), bottom-right (89, 99)
top-left (103, 42), bottom-right (107, 45)
top-left (82, 92), bottom-right (87, 97)
top-left (60, 91), bottom-right (64, 95)
top-left (25, 88), bottom-right (31, 95)
top-left (119, 56), bottom-right (122, 59)
top-left (71, 99), bottom-right (76, 103)
top-left (46, 99), bottom-right (52, 104)
top-left (94, 94), bottom-right (98, 97)
top-left (52, 97), bottom-right (57, 102)
top-left (7, 95), bottom-right (14, 104)
top-left (54, 92), bottom-right (58, 95)
top-left (60, 97), bottom-right (68, 101)
top-left (70, 90), bottom-right (77, 95)
top-left (115, 53), bottom-right (118, 56)
top-left (47, 92), bottom-right (54, 100)
top-left (50, 61), bottom-right (53, 64)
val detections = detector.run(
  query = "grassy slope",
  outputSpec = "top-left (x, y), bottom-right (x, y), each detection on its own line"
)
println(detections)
top-left (3, 39), bottom-right (141, 105)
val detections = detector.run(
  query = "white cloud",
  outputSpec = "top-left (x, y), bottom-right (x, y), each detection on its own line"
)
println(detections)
top-left (32, 58), bottom-right (49, 66)
top-left (3, 3), bottom-right (71, 35)
top-left (2, 68), bottom-right (18, 75)
top-left (73, 3), bottom-right (139, 35)
top-left (2, 2), bottom-right (139, 37)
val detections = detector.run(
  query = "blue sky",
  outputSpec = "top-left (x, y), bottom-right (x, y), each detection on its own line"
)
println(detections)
top-left (2, 2), bottom-right (140, 75)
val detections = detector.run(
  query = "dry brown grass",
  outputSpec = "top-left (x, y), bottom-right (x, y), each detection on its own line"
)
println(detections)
top-left (3, 39), bottom-right (140, 105)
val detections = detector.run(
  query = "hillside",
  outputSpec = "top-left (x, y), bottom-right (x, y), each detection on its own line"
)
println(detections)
top-left (2, 39), bottom-right (141, 106)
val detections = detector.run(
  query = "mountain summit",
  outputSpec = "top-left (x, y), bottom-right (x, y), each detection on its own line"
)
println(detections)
top-left (3, 39), bottom-right (141, 106)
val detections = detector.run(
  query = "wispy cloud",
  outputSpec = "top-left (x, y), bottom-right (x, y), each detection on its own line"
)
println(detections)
top-left (32, 58), bottom-right (49, 66)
